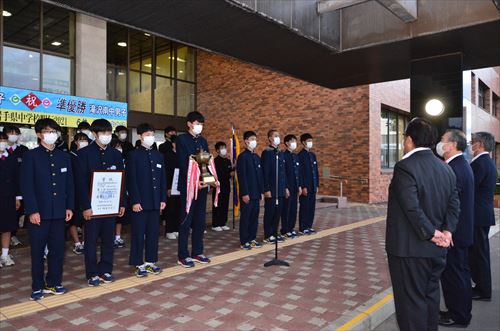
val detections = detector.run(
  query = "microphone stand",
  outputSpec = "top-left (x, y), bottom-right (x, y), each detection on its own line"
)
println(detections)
top-left (264, 148), bottom-right (290, 267)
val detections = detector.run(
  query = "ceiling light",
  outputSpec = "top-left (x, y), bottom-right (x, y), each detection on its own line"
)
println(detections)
top-left (117, 41), bottom-right (127, 47)
top-left (425, 99), bottom-right (445, 116)
top-left (179, 70), bottom-right (184, 73)
top-left (117, 71), bottom-right (125, 76)
top-left (51, 41), bottom-right (62, 46)
top-left (144, 33), bottom-right (151, 37)
top-left (144, 63), bottom-right (152, 68)
top-left (2, 10), bottom-right (12, 17)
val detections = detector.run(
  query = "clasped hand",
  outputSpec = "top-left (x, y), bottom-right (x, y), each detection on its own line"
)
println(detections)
top-left (431, 229), bottom-right (453, 248)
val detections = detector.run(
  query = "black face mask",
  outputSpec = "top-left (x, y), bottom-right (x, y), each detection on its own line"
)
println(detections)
top-left (170, 135), bottom-right (177, 143)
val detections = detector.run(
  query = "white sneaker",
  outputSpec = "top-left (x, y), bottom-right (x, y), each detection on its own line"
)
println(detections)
top-left (212, 227), bottom-right (223, 232)
top-left (0, 255), bottom-right (15, 266)
top-left (174, 232), bottom-right (179, 238)
top-left (221, 225), bottom-right (230, 231)
top-left (10, 236), bottom-right (21, 247)
top-left (166, 232), bottom-right (177, 240)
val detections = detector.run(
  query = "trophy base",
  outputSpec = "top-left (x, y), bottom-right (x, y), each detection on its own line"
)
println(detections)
top-left (201, 175), bottom-right (216, 185)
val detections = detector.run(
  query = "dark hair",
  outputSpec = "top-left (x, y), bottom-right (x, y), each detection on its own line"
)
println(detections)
top-left (187, 111), bottom-right (205, 124)
top-left (164, 126), bottom-right (176, 134)
top-left (110, 134), bottom-right (121, 149)
top-left (73, 132), bottom-right (89, 142)
top-left (0, 132), bottom-right (8, 140)
top-left (284, 134), bottom-right (297, 143)
top-left (215, 141), bottom-right (226, 150)
top-left (300, 133), bottom-right (313, 142)
top-left (445, 129), bottom-right (467, 152)
top-left (137, 123), bottom-right (155, 135)
top-left (34, 118), bottom-right (61, 133)
top-left (77, 121), bottom-right (91, 130)
top-left (90, 119), bottom-right (112, 133)
top-left (267, 129), bottom-right (277, 138)
top-left (3, 124), bottom-right (21, 134)
top-left (472, 131), bottom-right (495, 152)
top-left (115, 125), bottom-right (127, 133)
top-left (404, 118), bottom-right (437, 148)
top-left (243, 131), bottom-right (256, 140)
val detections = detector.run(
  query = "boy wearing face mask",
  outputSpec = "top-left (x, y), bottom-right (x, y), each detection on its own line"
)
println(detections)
top-left (282, 135), bottom-right (302, 239)
top-left (110, 134), bottom-right (128, 249)
top-left (211, 142), bottom-right (233, 232)
top-left (68, 133), bottom-right (89, 255)
top-left (76, 119), bottom-right (125, 286)
top-left (236, 131), bottom-right (264, 250)
top-left (126, 123), bottom-right (166, 277)
top-left (298, 133), bottom-right (319, 235)
top-left (176, 111), bottom-right (211, 268)
top-left (0, 132), bottom-right (21, 268)
top-left (20, 119), bottom-right (74, 300)
top-left (261, 130), bottom-right (288, 244)
top-left (115, 125), bottom-right (134, 157)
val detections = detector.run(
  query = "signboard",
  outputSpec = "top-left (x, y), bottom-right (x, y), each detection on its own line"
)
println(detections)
top-left (0, 85), bottom-right (128, 128)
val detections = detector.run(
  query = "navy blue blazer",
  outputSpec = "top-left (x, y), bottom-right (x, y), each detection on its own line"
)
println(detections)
top-left (470, 154), bottom-right (497, 227)
top-left (298, 149), bottom-right (319, 192)
top-left (448, 155), bottom-right (475, 247)
top-left (76, 142), bottom-right (125, 211)
top-left (284, 150), bottom-right (302, 194)
top-left (126, 145), bottom-right (167, 210)
top-left (176, 132), bottom-right (209, 197)
top-left (236, 149), bottom-right (264, 200)
top-left (261, 146), bottom-right (287, 198)
top-left (0, 153), bottom-right (20, 198)
top-left (21, 146), bottom-right (75, 219)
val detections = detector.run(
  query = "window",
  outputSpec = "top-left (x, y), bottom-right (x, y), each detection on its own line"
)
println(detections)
top-left (1, 0), bottom-right (75, 94)
top-left (478, 80), bottom-right (489, 110)
top-left (381, 108), bottom-right (408, 169)
top-left (493, 93), bottom-right (498, 118)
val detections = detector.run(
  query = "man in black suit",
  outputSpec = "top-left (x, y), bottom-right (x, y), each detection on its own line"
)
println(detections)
top-left (436, 129), bottom-right (474, 327)
top-left (386, 118), bottom-right (460, 331)
top-left (469, 131), bottom-right (497, 301)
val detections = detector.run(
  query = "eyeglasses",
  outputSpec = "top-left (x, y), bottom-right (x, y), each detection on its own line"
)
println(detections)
top-left (41, 130), bottom-right (57, 134)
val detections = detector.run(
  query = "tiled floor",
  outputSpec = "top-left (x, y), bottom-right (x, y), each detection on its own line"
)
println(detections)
top-left (1, 202), bottom-right (389, 330)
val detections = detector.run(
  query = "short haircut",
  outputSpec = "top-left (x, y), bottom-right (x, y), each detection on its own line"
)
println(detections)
top-left (243, 131), bottom-right (256, 140)
top-left (90, 119), bottom-right (112, 133)
top-left (3, 124), bottom-right (21, 134)
top-left (34, 118), bottom-right (61, 133)
top-left (267, 129), bottom-right (277, 138)
top-left (404, 118), bottom-right (437, 148)
top-left (445, 129), bottom-right (467, 152)
top-left (137, 123), bottom-right (155, 135)
top-left (284, 134), bottom-right (297, 143)
top-left (472, 131), bottom-right (495, 152)
top-left (73, 132), bottom-right (89, 142)
top-left (187, 111), bottom-right (205, 123)
top-left (300, 133), bottom-right (313, 142)
top-left (77, 121), bottom-right (91, 130)
top-left (0, 132), bottom-right (8, 140)
top-left (215, 141), bottom-right (226, 150)
top-left (164, 126), bottom-right (176, 134)
top-left (115, 125), bottom-right (127, 133)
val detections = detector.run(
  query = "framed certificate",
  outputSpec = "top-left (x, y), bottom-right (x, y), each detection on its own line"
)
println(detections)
top-left (90, 170), bottom-right (125, 218)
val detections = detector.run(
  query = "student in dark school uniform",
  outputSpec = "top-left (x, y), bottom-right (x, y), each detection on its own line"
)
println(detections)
top-left (282, 134), bottom-right (302, 239)
top-left (211, 141), bottom-right (233, 232)
top-left (160, 132), bottom-right (181, 240)
top-left (298, 133), bottom-right (319, 235)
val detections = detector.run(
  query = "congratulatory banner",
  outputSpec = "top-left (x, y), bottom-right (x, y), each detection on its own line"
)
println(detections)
top-left (0, 85), bottom-right (128, 128)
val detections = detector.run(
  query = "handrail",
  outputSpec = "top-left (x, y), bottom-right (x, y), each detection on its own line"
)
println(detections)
top-left (321, 175), bottom-right (368, 197)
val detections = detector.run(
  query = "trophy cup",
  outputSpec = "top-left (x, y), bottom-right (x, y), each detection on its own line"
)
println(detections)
top-left (192, 149), bottom-right (216, 185)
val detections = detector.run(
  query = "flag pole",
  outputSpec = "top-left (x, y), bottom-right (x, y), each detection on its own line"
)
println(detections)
top-left (231, 125), bottom-right (236, 230)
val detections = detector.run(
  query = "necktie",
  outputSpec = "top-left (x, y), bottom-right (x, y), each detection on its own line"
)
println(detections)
top-left (7, 147), bottom-right (13, 154)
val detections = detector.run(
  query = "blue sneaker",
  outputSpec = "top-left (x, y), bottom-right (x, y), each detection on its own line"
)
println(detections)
top-left (88, 276), bottom-right (100, 287)
top-left (240, 242), bottom-right (252, 250)
top-left (192, 255), bottom-right (211, 264)
top-left (291, 230), bottom-right (298, 237)
top-left (277, 235), bottom-right (285, 242)
top-left (250, 240), bottom-right (263, 248)
top-left (178, 257), bottom-right (195, 268)
top-left (99, 273), bottom-right (114, 283)
top-left (300, 229), bottom-right (310, 235)
top-left (308, 228), bottom-right (316, 234)
top-left (30, 290), bottom-right (44, 301)
top-left (43, 285), bottom-right (67, 295)
top-left (135, 266), bottom-right (148, 278)
top-left (145, 263), bottom-right (162, 275)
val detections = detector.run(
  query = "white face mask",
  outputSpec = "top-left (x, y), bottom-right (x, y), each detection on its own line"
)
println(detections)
top-left (82, 130), bottom-right (93, 140)
top-left (78, 141), bottom-right (88, 149)
top-left (119, 132), bottom-right (127, 140)
top-left (192, 124), bottom-right (203, 135)
top-left (289, 142), bottom-right (297, 151)
top-left (436, 141), bottom-right (446, 157)
top-left (248, 140), bottom-right (257, 150)
top-left (143, 135), bottom-right (155, 148)
top-left (273, 137), bottom-right (281, 146)
top-left (98, 134), bottom-right (112, 146)
top-left (306, 141), bottom-right (313, 149)
top-left (43, 132), bottom-right (58, 145)
top-left (0, 142), bottom-right (7, 151)
top-left (8, 135), bottom-right (19, 143)
top-left (219, 148), bottom-right (227, 157)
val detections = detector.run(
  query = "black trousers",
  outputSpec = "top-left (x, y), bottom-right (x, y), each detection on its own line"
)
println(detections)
top-left (84, 217), bottom-right (115, 279)
top-left (164, 196), bottom-right (180, 234)
top-left (178, 191), bottom-right (207, 260)
top-left (441, 246), bottom-right (472, 324)
top-left (388, 254), bottom-right (446, 331)
top-left (239, 199), bottom-right (260, 245)
top-left (129, 210), bottom-right (160, 266)
top-left (469, 225), bottom-right (491, 298)
top-left (212, 187), bottom-right (230, 227)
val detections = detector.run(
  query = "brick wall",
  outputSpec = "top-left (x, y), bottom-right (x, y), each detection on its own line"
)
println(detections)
top-left (197, 51), bottom-right (371, 202)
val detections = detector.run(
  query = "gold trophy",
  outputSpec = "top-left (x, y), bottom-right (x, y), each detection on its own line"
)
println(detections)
top-left (192, 149), bottom-right (216, 185)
